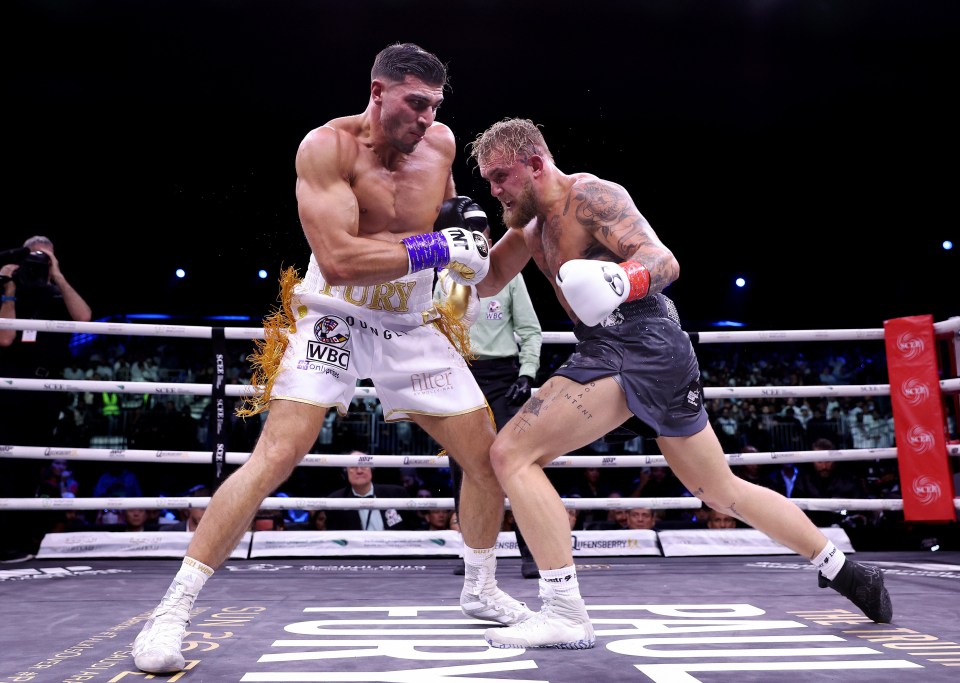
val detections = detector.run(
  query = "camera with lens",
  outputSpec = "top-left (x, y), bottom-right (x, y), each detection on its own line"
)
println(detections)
top-left (1, 248), bottom-right (51, 291)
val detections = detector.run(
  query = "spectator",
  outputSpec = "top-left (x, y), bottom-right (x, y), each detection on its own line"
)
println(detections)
top-left (566, 467), bottom-right (615, 529)
top-left (96, 509), bottom-right (123, 528)
top-left (703, 506), bottom-right (740, 529)
top-left (93, 464), bottom-right (143, 498)
top-left (587, 491), bottom-right (628, 530)
top-left (61, 509), bottom-right (92, 532)
top-left (63, 360), bottom-right (86, 381)
top-left (713, 405), bottom-right (741, 452)
top-left (422, 508), bottom-right (452, 531)
top-left (30, 460), bottom-right (75, 550)
top-left (86, 354), bottom-right (115, 381)
top-left (0, 236), bottom-right (92, 560)
top-left (768, 463), bottom-right (802, 498)
top-left (123, 508), bottom-right (159, 532)
top-left (632, 466), bottom-right (693, 524)
top-left (0, 236), bottom-right (93, 443)
top-left (324, 461), bottom-right (420, 531)
top-left (793, 437), bottom-right (869, 528)
top-left (731, 445), bottom-right (774, 491)
top-left (310, 510), bottom-right (328, 531)
top-left (565, 503), bottom-right (581, 531)
top-left (625, 507), bottom-right (660, 530)
top-left (399, 467), bottom-right (425, 497)
top-left (632, 467), bottom-right (689, 499)
top-left (41, 459), bottom-right (80, 498)
top-left (253, 509), bottom-right (284, 531)
top-left (166, 485), bottom-right (210, 533)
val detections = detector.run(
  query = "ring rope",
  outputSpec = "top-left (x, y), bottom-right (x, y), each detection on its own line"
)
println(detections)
top-left (3, 376), bottom-right (959, 398)
top-left (1, 316), bottom-right (957, 519)
top-left (2, 316), bottom-right (958, 342)
top-left (2, 444), bottom-right (925, 467)
top-left (1, 495), bottom-right (952, 513)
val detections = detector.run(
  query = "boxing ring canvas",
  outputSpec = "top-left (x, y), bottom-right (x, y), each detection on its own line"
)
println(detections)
top-left (1, 552), bottom-right (958, 682)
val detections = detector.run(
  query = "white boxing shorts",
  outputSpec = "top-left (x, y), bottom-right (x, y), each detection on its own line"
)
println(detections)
top-left (269, 255), bottom-right (487, 421)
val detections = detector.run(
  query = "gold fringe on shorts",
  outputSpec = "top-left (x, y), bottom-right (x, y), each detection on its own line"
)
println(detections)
top-left (432, 298), bottom-right (477, 362)
top-left (235, 266), bottom-right (303, 418)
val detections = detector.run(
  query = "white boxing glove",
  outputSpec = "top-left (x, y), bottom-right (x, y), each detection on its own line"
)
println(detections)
top-left (556, 259), bottom-right (650, 326)
top-left (441, 227), bottom-right (490, 284)
top-left (401, 228), bottom-right (490, 284)
top-left (436, 269), bottom-right (480, 326)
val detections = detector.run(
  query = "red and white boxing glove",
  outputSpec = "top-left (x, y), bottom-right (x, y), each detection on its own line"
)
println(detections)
top-left (556, 259), bottom-right (650, 326)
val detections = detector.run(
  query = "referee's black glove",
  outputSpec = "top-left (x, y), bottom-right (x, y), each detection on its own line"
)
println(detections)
top-left (505, 375), bottom-right (533, 406)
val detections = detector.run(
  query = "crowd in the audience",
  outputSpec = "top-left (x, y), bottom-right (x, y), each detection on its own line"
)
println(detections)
top-left (9, 334), bottom-right (960, 555)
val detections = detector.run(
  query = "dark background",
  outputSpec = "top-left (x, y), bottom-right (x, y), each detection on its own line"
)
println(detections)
top-left (9, 0), bottom-right (957, 331)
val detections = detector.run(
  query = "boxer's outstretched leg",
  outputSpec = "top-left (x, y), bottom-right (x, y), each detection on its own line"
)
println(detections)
top-left (134, 400), bottom-right (322, 673)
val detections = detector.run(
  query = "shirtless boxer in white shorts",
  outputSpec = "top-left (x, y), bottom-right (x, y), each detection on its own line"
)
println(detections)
top-left (133, 43), bottom-right (531, 675)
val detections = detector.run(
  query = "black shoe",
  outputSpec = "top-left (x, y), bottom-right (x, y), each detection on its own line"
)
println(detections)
top-left (818, 560), bottom-right (892, 623)
top-left (520, 559), bottom-right (539, 579)
top-left (453, 561), bottom-right (465, 576)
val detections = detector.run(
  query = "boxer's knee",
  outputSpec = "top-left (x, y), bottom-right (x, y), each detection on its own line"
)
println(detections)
top-left (448, 433), bottom-right (497, 481)
top-left (245, 435), bottom-right (309, 488)
top-left (488, 436), bottom-right (528, 482)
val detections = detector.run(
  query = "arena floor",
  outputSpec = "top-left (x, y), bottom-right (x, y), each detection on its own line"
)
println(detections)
top-left (1, 552), bottom-right (958, 682)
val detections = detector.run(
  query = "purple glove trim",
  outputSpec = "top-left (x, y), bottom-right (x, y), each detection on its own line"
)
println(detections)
top-left (401, 232), bottom-right (450, 273)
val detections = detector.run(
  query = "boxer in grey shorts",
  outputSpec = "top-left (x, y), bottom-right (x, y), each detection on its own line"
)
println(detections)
top-left (466, 116), bottom-right (891, 650)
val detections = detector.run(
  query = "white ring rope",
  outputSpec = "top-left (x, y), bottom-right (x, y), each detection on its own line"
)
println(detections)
top-left (0, 495), bottom-right (710, 512)
top-left (2, 316), bottom-right (959, 342)
top-left (1, 317), bottom-right (958, 517)
top-left (0, 495), bottom-right (949, 514)
top-left (2, 376), bottom-right (959, 399)
top-left (4, 444), bottom-right (932, 468)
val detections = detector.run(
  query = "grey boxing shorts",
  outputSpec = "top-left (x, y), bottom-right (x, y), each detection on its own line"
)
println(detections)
top-left (553, 294), bottom-right (709, 439)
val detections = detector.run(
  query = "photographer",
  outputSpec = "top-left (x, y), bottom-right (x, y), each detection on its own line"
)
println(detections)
top-left (1, 235), bottom-right (92, 437)
top-left (1, 236), bottom-right (92, 560)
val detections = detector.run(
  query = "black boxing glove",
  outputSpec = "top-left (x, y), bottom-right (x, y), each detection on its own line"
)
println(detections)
top-left (434, 195), bottom-right (490, 234)
top-left (504, 375), bottom-right (533, 406)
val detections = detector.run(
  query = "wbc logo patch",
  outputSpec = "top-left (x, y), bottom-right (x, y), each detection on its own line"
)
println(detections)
top-left (302, 316), bottom-right (352, 371)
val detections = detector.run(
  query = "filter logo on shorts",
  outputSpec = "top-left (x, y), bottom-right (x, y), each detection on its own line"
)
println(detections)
top-left (305, 316), bottom-right (352, 371)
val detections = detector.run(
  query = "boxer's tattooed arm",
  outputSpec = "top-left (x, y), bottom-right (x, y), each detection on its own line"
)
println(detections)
top-left (570, 179), bottom-right (679, 295)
